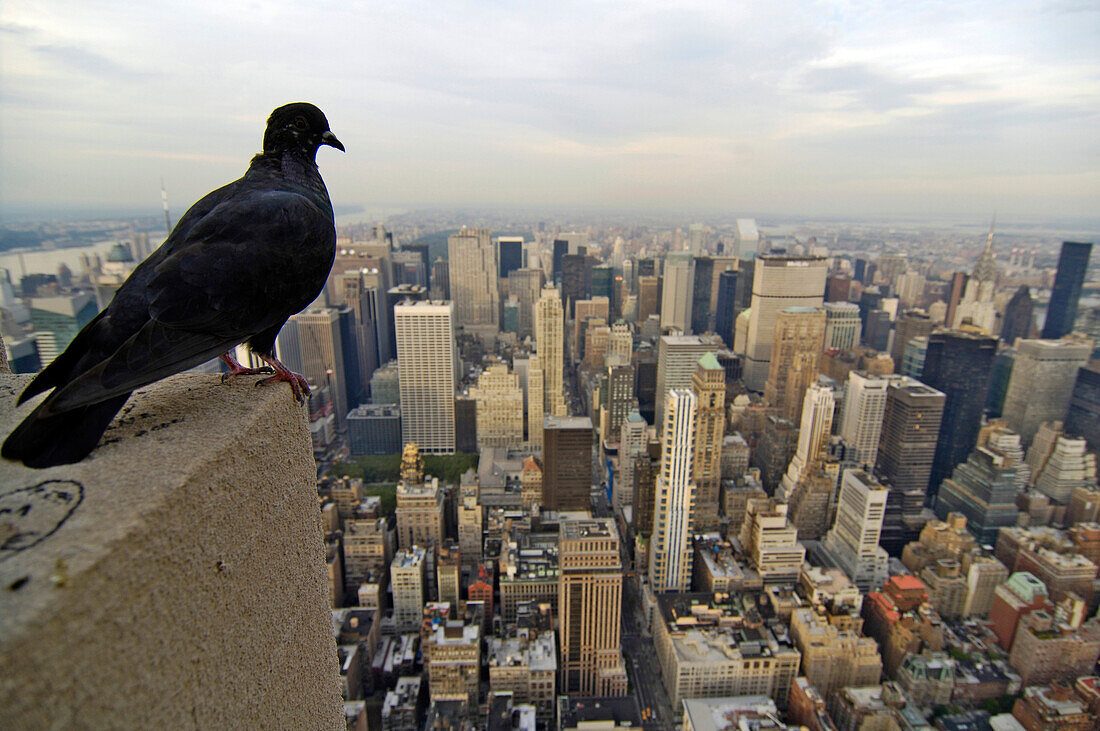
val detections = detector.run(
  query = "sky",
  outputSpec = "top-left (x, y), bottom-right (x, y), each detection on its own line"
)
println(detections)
top-left (2, 0), bottom-right (1099, 221)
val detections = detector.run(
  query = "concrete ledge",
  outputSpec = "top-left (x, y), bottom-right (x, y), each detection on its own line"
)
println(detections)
top-left (0, 373), bottom-right (343, 729)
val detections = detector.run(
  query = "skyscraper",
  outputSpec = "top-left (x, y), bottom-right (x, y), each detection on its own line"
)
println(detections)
top-left (660, 252), bottom-right (694, 333)
top-left (558, 517), bottom-right (627, 696)
top-left (280, 308), bottom-right (350, 423)
top-left (508, 267), bottom-right (544, 339)
top-left (472, 364), bottom-right (525, 450)
top-left (763, 306), bottom-right (826, 423)
top-left (498, 236), bottom-right (524, 279)
top-left (734, 218), bottom-right (759, 258)
top-left (394, 301), bottom-right (457, 454)
top-left (691, 355), bottom-right (726, 531)
top-left (637, 275), bottom-right (660, 324)
top-left (561, 253), bottom-right (588, 317)
top-left (890, 310), bottom-right (934, 366)
top-left (1001, 338), bottom-right (1091, 445)
top-left (690, 256), bottom-right (713, 334)
top-left (1001, 286), bottom-right (1035, 345)
top-left (715, 269), bottom-right (739, 348)
top-left (823, 302), bottom-right (862, 351)
top-left (840, 371), bottom-right (902, 468)
top-left (874, 379), bottom-right (945, 551)
top-left (535, 286), bottom-right (567, 416)
top-left (542, 415), bottom-right (593, 511)
top-left (778, 381), bottom-right (835, 500)
top-left (744, 254), bottom-right (828, 391)
top-left (447, 227), bottom-right (499, 336)
top-left (650, 389), bottom-right (697, 593)
top-left (822, 470), bottom-right (890, 592)
top-left (655, 333), bottom-right (721, 425)
top-left (922, 331), bottom-right (998, 497)
top-left (1042, 241), bottom-right (1093, 339)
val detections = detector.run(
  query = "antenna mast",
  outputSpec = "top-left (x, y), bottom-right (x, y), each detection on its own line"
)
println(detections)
top-left (161, 178), bottom-right (172, 234)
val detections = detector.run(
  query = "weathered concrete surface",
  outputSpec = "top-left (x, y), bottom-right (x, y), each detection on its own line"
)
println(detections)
top-left (0, 373), bottom-right (343, 729)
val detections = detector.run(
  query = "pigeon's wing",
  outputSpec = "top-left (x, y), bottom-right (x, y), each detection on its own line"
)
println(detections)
top-left (40, 189), bottom-right (335, 415)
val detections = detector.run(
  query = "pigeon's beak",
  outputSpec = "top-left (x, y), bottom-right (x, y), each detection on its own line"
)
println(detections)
top-left (321, 130), bottom-right (345, 152)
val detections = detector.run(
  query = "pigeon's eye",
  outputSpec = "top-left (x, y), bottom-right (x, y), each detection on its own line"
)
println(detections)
top-left (294, 117), bottom-right (307, 130)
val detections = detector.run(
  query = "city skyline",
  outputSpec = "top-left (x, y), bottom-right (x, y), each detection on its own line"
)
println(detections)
top-left (2, 1), bottom-right (1098, 221)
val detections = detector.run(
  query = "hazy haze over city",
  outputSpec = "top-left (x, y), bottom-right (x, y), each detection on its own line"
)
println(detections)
top-left (1, 0), bottom-right (1098, 221)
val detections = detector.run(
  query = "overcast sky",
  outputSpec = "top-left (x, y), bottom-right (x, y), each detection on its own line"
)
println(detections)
top-left (2, 0), bottom-right (1098, 221)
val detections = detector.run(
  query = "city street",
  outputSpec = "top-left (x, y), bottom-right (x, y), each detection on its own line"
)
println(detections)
top-left (621, 577), bottom-right (676, 730)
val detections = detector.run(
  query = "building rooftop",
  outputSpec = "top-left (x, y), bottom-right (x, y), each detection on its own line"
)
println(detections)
top-left (681, 696), bottom-right (785, 731)
top-left (558, 696), bottom-right (642, 729)
top-left (543, 414), bottom-right (593, 429)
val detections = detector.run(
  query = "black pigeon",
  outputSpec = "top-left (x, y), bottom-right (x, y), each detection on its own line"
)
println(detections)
top-left (3, 102), bottom-right (344, 468)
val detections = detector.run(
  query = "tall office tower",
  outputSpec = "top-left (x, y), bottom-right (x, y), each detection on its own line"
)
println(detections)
top-left (558, 517), bottom-right (627, 697)
top-left (338, 270), bottom-right (382, 395)
top-left (1066, 365), bottom-right (1100, 453)
top-left (661, 252), bottom-right (695, 332)
top-left (28, 292), bottom-right (99, 366)
top-left (715, 269), bottom-right (739, 347)
top-left (430, 258), bottom-right (450, 301)
top-left (552, 239), bottom-right (569, 284)
top-left (561, 254), bottom-right (588, 317)
top-left (655, 333), bottom-right (721, 425)
top-left (650, 390), bottom-right (697, 593)
top-left (637, 275), bottom-right (660, 323)
top-left (922, 331), bottom-right (998, 497)
top-left (874, 379), bottom-right (945, 551)
top-left (744, 254), bottom-right (828, 391)
top-left (543, 415), bottom-right (594, 511)
top-left (447, 226), bottom-right (499, 335)
top-left (498, 236), bottom-right (524, 279)
top-left (1042, 242), bottom-right (1094, 339)
top-left (891, 310), bottom-right (934, 365)
top-left (1001, 286), bottom-right (1035, 344)
top-left (391, 546), bottom-right (427, 633)
top-left (822, 302), bottom-right (862, 351)
top-left (385, 284), bottom-right (428, 365)
top-left (691, 355), bottom-right (726, 531)
top-left (391, 250), bottom-right (427, 288)
top-left (592, 264), bottom-right (615, 314)
top-left (396, 446), bottom-right (445, 549)
top-left (1002, 338), bottom-right (1092, 445)
top-left (527, 356), bottom-right (545, 449)
top-left (690, 256), bottom-right (713, 334)
top-left (437, 540), bottom-right (462, 606)
top-left (535, 286), bottom-right (567, 416)
top-left (507, 267), bottom-right (544, 339)
top-left (688, 222), bottom-right (708, 254)
top-left (763, 307), bottom-right (826, 423)
top-left (281, 308), bottom-right (350, 423)
top-left (618, 411), bottom-right (648, 509)
top-left (337, 307), bottom-right (366, 410)
top-left (608, 322), bottom-right (632, 361)
top-left (943, 271), bottom-right (968, 330)
top-left (394, 301), bottom-right (457, 454)
top-left (779, 381), bottom-right (835, 496)
top-left (604, 359), bottom-right (636, 439)
top-left (840, 371), bottom-right (900, 468)
top-left (934, 445), bottom-right (1023, 545)
top-left (473, 364), bottom-right (525, 450)
top-left (734, 218), bottom-right (759, 258)
top-left (822, 470), bottom-right (890, 592)
top-left (901, 336), bottom-right (928, 378)
top-left (895, 270), bottom-right (926, 308)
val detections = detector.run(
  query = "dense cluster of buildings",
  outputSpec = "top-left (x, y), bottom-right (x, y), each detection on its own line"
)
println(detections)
top-left (8, 217), bottom-right (1100, 729)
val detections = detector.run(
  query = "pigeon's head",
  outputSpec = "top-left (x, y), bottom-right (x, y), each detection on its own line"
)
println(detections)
top-left (263, 102), bottom-right (344, 160)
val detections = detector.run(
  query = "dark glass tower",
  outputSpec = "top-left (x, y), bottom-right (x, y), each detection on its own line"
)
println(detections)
top-left (552, 238), bottom-right (568, 285)
top-left (922, 331), bottom-right (998, 499)
top-left (1042, 241), bottom-right (1093, 339)
top-left (690, 256), bottom-right (714, 334)
top-left (498, 238), bottom-right (523, 279)
top-left (715, 269), bottom-right (739, 348)
top-left (1000, 285), bottom-right (1034, 345)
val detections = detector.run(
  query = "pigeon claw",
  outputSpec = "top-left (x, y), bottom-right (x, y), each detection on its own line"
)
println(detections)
top-left (219, 352), bottom-right (274, 382)
top-left (255, 353), bottom-right (312, 403)
top-left (256, 371), bottom-right (311, 403)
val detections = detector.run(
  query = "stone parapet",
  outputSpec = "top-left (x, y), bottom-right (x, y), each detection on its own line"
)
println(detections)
top-left (0, 372), bottom-right (342, 729)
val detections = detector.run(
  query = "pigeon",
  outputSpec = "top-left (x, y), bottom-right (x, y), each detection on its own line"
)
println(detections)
top-left (3, 102), bottom-right (344, 468)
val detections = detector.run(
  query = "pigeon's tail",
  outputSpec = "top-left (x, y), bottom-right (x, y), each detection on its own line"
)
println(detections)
top-left (2, 393), bottom-right (131, 469)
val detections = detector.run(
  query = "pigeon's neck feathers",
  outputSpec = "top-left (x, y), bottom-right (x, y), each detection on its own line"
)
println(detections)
top-left (246, 151), bottom-right (331, 206)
